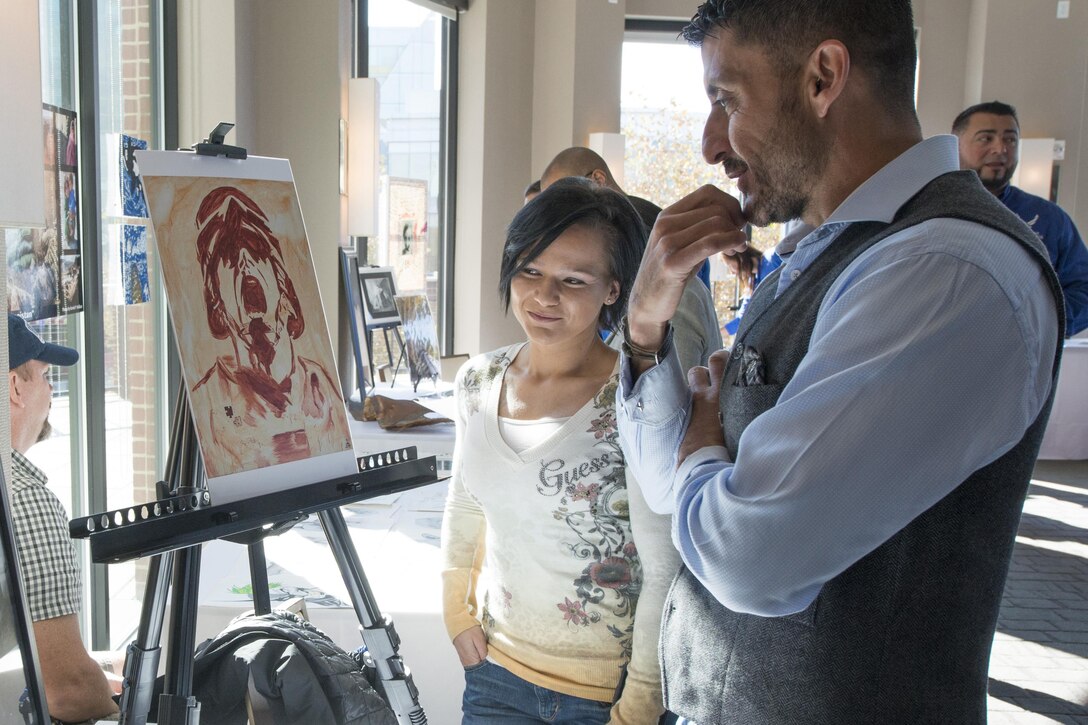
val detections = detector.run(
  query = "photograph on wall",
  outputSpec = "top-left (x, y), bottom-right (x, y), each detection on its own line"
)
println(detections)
top-left (53, 108), bottom-right (80, 259)
top-left (60, 255), bottom-right (82, 313)
top-left (135, 150), bottom-right (357, 502)
top-left (9, 105), bottom-right (81, 322)
top-left (60, 170), bottom-right (79, 253)
top-left (394, 293), bottom-right (441, 388)
top-left (386, 178), bottom-right (428, 292)
top-left (120, 134), bottom-right (149, 217)
top-left (56, 108), bottom-right (78, 169)
top-left (358, 267), bottom-right (400, 328)
top-left (6, 228), bottom-right (58, 320)
top-left (122, 224), bottom-right (150, 304)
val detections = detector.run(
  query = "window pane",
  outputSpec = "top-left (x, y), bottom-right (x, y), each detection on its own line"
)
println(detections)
top-left (30, 0), bottom-right (81, 542)
top-left (93, 0), bottom-right (166, 648)
top-left (621, 38), bottom-right (781, 342)
top-left (368, 0), bottom-right (445, 364)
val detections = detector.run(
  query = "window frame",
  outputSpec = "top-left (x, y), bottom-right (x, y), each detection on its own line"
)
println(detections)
top-left (353, 0), bottom-right (458, 354)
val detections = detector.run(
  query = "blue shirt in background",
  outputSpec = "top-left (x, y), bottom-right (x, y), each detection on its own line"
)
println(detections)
top-left (998, 184), bottom-right (1088, 337)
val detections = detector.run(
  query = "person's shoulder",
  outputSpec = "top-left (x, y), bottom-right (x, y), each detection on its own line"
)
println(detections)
top-left (192, 356), bottom-right (238, 390)
top-left (455, 345), bottom-right (520, 418)
top-left (859, 217), bottom-right (1051, 304)
top-left (9, 468), bottom-right (67, 521)
top-left (1005, 185), bottom-right (1072, 221)
top-left (10, 454), bottom-right (48, 494)
top-left (456, 345), bottom-right (518, 388)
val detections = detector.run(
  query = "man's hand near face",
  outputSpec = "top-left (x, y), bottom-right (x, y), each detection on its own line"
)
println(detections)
top-left (626, 185), bottom-right (748, 376)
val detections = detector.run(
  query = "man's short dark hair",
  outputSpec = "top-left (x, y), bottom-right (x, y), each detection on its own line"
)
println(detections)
top-left (682, 0), bottom-right (917, 115)
top-left (952, 101), bottom-right (1019, 135)
top-left (499, 177), bottom-right (644, 332)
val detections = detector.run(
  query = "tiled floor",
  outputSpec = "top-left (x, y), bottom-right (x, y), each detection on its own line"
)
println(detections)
top-left (987, 459), bottom-right (1088, 724)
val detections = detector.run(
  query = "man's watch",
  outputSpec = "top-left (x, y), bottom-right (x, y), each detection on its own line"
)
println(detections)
top-left (620, 316), bottom-right (672, 365)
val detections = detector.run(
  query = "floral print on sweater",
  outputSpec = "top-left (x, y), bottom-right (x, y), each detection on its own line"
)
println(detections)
top-left (441, 344), bottom-right (644, 701)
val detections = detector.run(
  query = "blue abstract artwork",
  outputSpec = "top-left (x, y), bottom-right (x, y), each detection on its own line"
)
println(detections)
top-left (120, 134), bottom-right (149, 217)
top-left (122, 224), bottom-right (150, 304)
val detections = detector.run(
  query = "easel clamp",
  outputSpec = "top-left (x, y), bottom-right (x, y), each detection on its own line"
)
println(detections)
top-left (190, 121), bottom-right (247, 159)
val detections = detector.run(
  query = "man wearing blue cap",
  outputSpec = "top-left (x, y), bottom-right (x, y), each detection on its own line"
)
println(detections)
top-left (7, 313), bottom-right (119, 722)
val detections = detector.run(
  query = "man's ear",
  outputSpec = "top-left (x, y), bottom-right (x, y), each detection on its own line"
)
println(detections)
top-left (10, 371), bottom-right (23, 408)
top-left (806, 40), bottom-right (849, 119)
top-left (588, 168), bottom-right (608, 187)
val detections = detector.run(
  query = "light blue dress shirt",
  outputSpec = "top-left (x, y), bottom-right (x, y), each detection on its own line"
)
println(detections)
top-left (617, 135), bottom-right (1059, 618)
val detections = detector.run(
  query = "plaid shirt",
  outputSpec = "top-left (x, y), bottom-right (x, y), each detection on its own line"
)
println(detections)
top-left (10, 451), bottom-right (81, 622)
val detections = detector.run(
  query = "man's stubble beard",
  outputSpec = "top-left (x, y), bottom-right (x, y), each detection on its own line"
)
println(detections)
top-left (37, 417), bottom-right (52, 444)
top-left (744, 89), bottom-right (830, 228)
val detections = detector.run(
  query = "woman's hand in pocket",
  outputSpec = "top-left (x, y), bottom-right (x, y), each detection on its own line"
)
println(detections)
top-left (453, 625), bottom-right (488, 668)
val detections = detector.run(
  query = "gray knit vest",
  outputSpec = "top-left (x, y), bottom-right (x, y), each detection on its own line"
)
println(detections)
top-left (661, 171), bottom-right (1064, 724)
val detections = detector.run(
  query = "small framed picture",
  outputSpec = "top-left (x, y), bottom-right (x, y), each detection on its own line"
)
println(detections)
top-left (358, 266), bottom-right (401, 327)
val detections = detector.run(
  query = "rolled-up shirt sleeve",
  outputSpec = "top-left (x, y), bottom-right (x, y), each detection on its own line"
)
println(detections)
top-left (616, 331), bottom-right (692, 515)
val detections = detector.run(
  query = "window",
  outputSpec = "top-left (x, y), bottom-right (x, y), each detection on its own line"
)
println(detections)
top-left (363, 0), bottom-right (457, 356)
top-left (621, 25), bottom-right (781, 341)
top-left (26, 0), bottom-right (169, 651)
top-left (90, 0), bottom-right (169, 649)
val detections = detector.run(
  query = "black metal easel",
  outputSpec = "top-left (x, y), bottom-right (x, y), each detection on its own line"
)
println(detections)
top-left (70, 387), bottom-right (437, 725)
top-left (366, 322), bottom-right (408, 389)
top-left (71, 125), bottom-right (434, 725)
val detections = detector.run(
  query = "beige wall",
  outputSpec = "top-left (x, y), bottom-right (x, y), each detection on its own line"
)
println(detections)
top-left (913, 0), bottom-right (971, 140)
top-left (625, 0), bottom-right (693, 20)
top-left (452, 0), bottom-right (536, 357)
top-left (530, 0), bottom-right (625, 180)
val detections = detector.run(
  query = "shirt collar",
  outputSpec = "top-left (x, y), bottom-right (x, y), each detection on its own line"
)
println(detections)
top-left (824, 135), bottom-right (961, 225)
top-left (12, 450), bottom-right (47, 484)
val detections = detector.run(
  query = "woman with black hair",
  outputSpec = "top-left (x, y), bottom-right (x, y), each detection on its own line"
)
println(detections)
top-left (440, 177), bottom-right (665, 723)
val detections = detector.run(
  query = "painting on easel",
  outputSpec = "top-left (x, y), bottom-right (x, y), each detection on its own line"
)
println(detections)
top-left (135, 151), bottom-right (357, 503)
top-left (395, 294), bottom-right (441, 389)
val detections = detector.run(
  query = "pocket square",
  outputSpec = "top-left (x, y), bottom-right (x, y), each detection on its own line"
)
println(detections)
top-left (737, 345), bottom-right (766, 387)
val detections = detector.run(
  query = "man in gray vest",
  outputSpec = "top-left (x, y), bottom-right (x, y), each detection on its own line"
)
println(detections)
top-left (615, 1), bottom-right (1063, 723)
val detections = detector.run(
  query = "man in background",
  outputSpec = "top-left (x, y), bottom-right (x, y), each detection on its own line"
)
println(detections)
top-left (523, 179), bottom-right (541, 204)
top-left (7, 313), bottom-right (120, 722)
top-left (955, 100), bottom-right (1088, 336)
top-left (541, 146), bottom-right (713, 289)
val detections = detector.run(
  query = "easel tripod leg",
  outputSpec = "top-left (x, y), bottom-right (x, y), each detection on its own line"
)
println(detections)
top-left (157, 545), bottom-right (202, 725)
top-left (118, 550), bottom-right (173, 725)
top-left (317, 508), bottom-right (428, 725)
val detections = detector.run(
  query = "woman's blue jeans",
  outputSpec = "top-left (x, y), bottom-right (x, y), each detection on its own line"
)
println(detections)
top-left (461, 660), bottom-right (612, 724)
